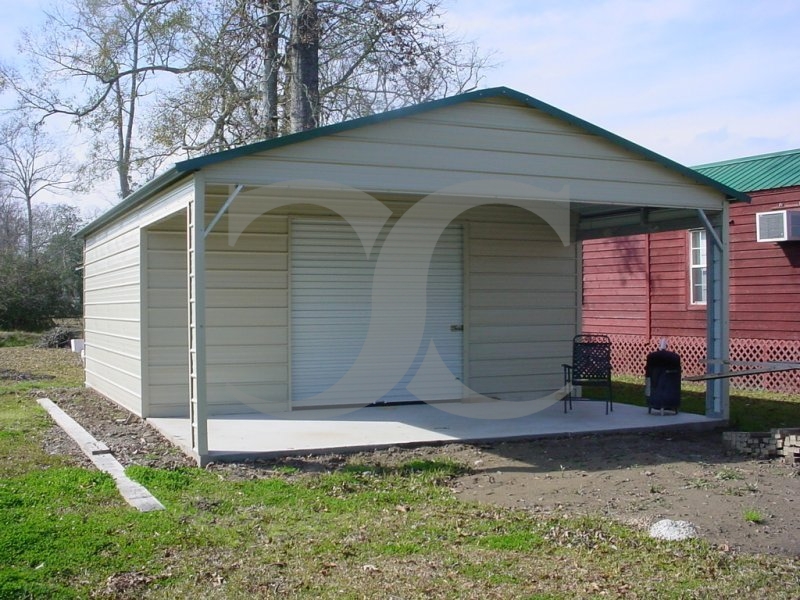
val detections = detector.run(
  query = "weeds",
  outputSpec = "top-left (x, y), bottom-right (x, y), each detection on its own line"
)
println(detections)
top-left (743, 508), bottom-right (766, 524)
top-left (683, 478), bottom-right (713, 490)
top-left (716, 468), bottom-right (743, 481)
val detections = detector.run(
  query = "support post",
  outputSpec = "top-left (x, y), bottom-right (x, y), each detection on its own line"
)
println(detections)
top-left (702, 207), bottom-right (730, 419)
top-left (187, 174), bottom-right (209, 464)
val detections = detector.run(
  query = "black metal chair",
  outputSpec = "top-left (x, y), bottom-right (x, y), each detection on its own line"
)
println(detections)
top-left (562, 334), bottom-right (613, 414)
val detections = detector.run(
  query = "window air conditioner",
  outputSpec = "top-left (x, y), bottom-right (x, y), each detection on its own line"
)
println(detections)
top-left (756, 210), bottom-right (800, 242)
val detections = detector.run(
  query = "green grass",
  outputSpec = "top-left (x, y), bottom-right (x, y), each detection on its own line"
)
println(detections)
top-left (0, 331), bottom-right (40, 348)
top-left (3, 464), bottom-right (796, 599)
top-left (1, 347), bottom-right (799, 598)
top-left (612, 376), bottom-right (800, 431)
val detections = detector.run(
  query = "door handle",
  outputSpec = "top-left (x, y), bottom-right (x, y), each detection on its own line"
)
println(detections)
top-left (450, 324), bottom-right (464, 332)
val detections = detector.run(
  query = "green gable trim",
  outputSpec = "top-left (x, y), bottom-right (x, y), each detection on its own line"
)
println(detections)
top-left (694, 148), bottom-right (800, 193)
top-left (73, 168), bottom-right (192, 239)
top-left (174, 86), bottom-right (749, 203)
top-left (76, 86), bottom-right (749, 239)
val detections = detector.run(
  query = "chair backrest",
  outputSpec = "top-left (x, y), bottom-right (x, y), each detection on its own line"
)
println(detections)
top-left (572, 334), bottom-right (612, 381)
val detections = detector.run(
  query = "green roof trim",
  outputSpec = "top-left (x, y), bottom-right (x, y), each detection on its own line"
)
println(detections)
top-left (693, 148), bottom-right (800, 192)
top-left (73, 168), bottom-right (192, 238)
top-left (75, 86), bottom-right (749, 239)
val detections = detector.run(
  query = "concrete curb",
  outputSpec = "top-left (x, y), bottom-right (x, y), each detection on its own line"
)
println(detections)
top-left (37, 398), bottom-right (165, 512)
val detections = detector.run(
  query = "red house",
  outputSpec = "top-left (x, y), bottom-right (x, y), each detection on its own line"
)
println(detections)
top-left (582, 148), bottom-right (800, 392)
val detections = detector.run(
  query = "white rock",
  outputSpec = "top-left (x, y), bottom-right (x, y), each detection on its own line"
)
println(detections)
top-left (648, 519), bottom-right (698, 541)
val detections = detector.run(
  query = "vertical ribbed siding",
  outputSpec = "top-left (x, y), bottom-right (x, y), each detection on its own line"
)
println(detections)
top-left (291, 219), bottom-right (463, 407)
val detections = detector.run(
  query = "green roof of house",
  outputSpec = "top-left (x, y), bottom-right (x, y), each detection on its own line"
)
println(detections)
top-left (694, 148), bottom-right (800, 192)
top-left (75, 86), bottom-right (748, 238)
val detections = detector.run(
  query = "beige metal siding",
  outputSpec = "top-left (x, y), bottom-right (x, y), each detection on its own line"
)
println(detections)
top-left (145, 216), bottom-right (188, 417)
top-left (465, 209), bottom-right (577, 400)
top-left (83, 226), bottom-right (142, 413)
top-left (83, 180), bottom-right (193, 415)
top-left (141, 207), bottom-right (290, 417)
top-left (202, 97), bottom-right (725, 210)
top-left (194, 190), bottom-right (576, 408)
top-left (204, 211), bottom-right (290, 415)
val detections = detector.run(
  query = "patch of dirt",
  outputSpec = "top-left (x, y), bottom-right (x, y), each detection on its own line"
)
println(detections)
top-left (93, 570), bottom-right (169, 599)
top-left (35, 388), bottom-right (194, 469)
top-left (1, 368), bottom-right (54, 381)
top-left (442, 433), bottom-right (800, 558)
top-left (36, 387), bottom-right (798, 556)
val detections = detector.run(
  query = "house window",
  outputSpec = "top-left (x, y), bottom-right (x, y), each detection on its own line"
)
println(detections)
top-left (689, 229), bottom-right (707, 305)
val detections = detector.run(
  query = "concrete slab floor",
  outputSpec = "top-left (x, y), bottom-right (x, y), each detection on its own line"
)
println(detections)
top-left (148, 400), bottom-right (724, 462)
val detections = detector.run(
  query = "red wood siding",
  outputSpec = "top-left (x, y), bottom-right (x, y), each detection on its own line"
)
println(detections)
top-left (648, 231), bottom-right (706, 337)
top-left (728, 186), bottom-right (800, 340)
top-left (581, 186), bottom-right (800, 341)
top-left (581, 235), bottom-right (648, 335)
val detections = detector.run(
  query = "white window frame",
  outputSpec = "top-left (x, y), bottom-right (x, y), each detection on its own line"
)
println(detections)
top-left (689, 229), bottom-right (707, 305)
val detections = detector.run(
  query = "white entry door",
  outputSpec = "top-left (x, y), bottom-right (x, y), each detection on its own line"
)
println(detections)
top-left (291, 219), bottom-right (463, 408)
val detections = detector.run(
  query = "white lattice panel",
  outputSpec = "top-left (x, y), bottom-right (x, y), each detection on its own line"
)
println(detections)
top-left (607, 334), bottom-right (800, 394)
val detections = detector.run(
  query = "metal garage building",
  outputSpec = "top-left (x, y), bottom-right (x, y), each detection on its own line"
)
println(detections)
top-left (75, 87), bottom-right (746, 465)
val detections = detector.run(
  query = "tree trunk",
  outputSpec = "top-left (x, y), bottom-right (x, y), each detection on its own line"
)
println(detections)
top-left (262, 0), bottom-right (281, 139)
top-left (289, 0), bottom-right (319, 133)
top-left (24, 195), bottom-right (33, 260)
top-left (114, 82), bottom-right (132, 198)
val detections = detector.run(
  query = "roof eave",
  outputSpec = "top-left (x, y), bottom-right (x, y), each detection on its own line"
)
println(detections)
top-left (73, 168), bottom-right (192, 239)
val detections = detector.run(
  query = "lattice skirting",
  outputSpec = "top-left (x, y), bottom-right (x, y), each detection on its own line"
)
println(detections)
top-left (607, 335), bottom-right (800, 394)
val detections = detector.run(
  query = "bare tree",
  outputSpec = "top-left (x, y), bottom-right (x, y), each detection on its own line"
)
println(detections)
top-left (316, 0), bottom-right (491, 122)
top-left (2, 0), bottom-right (192, 198)
top-left (146, 0), bottom-right (278, 154)
top-left (149, 0), bottom-right (490, 155)
top-left (3, 0), bottom-right (490, 198)
top-left (0, 117), bottom-right (75, 259)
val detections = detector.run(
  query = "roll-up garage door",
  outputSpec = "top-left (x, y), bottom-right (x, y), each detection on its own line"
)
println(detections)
top-left (291, 219), bottom-right (463, 408)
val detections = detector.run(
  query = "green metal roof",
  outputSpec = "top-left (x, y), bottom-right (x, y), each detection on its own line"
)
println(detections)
top-left (694, 148), bottom-right (800, 192)
top-left (75, 86), bottom-right (748, 238)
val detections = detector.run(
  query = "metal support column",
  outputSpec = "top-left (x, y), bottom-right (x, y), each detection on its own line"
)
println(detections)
top-left (700, 207), bottom-right (730, 419)
top-left (187, 174), bottom-right (209, 464)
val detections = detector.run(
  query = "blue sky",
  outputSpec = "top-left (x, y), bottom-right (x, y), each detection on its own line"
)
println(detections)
top-left (443, 0), bottom-right (800, 164)
top-left (1, 0), bottom-right (799, 210)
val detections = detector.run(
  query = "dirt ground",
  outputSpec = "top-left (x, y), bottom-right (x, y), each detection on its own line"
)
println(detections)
top-left (37, 387), bottom-right (799, 558)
